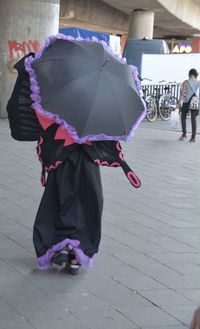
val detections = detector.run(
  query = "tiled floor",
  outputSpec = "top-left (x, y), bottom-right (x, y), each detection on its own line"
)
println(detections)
top-left (0, 117), bottom-right (199, 329)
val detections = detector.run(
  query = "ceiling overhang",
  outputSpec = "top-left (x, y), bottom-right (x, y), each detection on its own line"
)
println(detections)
top-left (101, 0), bottom-right (200, 38)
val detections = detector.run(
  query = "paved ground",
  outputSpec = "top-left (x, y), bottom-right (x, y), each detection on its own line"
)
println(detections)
top-left (0, 117), bottom-right (200, 329)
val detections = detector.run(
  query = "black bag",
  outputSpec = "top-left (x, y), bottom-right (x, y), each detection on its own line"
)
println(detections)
top-left (6, 53), bottom-right (43, 141)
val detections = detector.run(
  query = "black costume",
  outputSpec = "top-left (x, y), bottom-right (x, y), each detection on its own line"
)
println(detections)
top-left (7, 55), bottom-right (141, 269)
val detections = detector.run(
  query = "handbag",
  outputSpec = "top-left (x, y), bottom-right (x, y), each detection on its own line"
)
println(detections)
top-left (169, 108), bottom-right (180, 129)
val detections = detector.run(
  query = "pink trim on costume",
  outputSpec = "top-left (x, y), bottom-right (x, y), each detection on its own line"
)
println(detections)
top-left (116, 142), bottom-right (124, 161)
top-left (40, 175), bottom-right (46, 186)
top-left (116, 142), bottom-right (122, 151)
top-left (110, 162), bottom-right (120, 167)
top-left (38, 136), bottom-right (43, 145)
top-left (44, 161), bottom-right (62, 172)
top-left (94, 159), bottom-right (120, 167)
top-left (36, 112), bottom-right (54, 130)
top-left (37, 136), bottom-right (62, 186)
top-left (94, 159), bottom-right (109, 166)
top-left (37, 136), bottom-right (43, 156)
top-left (119, 152), bottom-right (124, 161)
top-left (94, 159), bottom-right (101, 165)
top-left (127, 171), bottom-right (141, 188)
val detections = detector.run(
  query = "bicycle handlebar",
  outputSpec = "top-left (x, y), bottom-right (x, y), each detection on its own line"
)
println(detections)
top-left (140, 77), bottom-right (153, 82)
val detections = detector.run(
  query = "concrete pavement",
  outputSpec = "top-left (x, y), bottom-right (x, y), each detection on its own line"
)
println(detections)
top-left (0, 117), bottom-right (200, 329)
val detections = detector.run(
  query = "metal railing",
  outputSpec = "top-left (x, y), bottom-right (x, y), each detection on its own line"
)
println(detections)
top-left (142, 82), bottom-right (181, 99)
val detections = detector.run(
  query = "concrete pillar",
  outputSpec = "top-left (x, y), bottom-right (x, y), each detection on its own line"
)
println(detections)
top-left (128, 9), bottom-right (154, 39)
top-left (0, 0), bottom-right (60, 118)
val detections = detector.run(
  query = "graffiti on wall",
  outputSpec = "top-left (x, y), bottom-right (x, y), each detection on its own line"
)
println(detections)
top-left (7, 40), bottom-right (40, 74)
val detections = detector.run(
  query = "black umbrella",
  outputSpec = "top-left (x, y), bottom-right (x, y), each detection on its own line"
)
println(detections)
top-left (25, 36), bottom-right (146, 143)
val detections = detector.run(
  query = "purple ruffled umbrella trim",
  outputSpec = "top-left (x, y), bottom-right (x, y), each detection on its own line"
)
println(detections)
top-left (38, 238), bottom-right (97, 270)
top-left (25, 33), bottom-right (146, 143)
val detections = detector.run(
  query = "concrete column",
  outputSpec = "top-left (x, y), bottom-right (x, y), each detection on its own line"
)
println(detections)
top-left (128, 9), bottom-right (154, 39)
top-left (0, 0), bottom-right (60, 118)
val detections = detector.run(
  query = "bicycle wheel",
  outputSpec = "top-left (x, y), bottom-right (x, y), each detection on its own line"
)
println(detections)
top-left (158, 94), bottom-right (175, 121)
top-left (145, 95), bottom-right (157, 122)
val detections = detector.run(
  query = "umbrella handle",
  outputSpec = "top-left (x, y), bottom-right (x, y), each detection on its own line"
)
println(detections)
top-left (102, 58), bottom-right (110, 68)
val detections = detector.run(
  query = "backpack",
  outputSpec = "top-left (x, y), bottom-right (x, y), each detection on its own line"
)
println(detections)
top-left (187, 82), bottom-right (199, 110)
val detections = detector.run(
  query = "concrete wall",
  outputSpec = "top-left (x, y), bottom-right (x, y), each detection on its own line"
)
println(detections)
top-left (60, 0), bottom-right (128, 34)
top-left (0, 0), bottom-right (60, 118)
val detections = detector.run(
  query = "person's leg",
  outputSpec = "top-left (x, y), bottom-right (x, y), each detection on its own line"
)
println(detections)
top-left (180, 104), bottom-right (188, 140)
top-left (190, 110), bottom-right (198, 142)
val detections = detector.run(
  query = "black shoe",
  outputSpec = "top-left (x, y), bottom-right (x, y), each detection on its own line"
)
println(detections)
top-left (179, 133), bottom-right (187, 141)
top-left (67, 250), bottom-right (80, 275)
top-left (51, 250), bottom-right (69, 270)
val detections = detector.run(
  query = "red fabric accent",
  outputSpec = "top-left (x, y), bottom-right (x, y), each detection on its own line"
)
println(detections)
top-left (192, 38), bottom-right (200, 53)
top-left (36, 112), bottom-right (54, 130)
top-left (54, 126), bottom-right (75, 146)
top-left (120, 35), bottom-right (128, 53)
top-left (36, 112), bottom-right (92, 146)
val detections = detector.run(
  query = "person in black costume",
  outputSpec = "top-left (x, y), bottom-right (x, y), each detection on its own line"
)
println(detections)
top-left (7, 54), bottom-right (141, 274)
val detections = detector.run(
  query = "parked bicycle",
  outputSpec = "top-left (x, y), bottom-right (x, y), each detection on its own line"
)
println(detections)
top-left (143, 84), bottom-right (163, 122)
top-left (141, 78), bottom-right (157, 122)
top-left (142, 80), bottom-right (180, 122)
top-left (158, 83), bottom-right (178, 120)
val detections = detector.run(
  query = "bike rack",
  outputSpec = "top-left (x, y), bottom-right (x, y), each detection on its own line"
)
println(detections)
top-left (142, 82), bottom-right (181, 99)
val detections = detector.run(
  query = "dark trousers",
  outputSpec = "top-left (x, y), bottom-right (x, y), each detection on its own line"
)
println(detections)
top-left (181, 103), bottom-right (199, 138)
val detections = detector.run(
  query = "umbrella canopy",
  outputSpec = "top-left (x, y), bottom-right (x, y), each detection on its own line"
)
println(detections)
top-left (25, 35), bottom-right (146, 143)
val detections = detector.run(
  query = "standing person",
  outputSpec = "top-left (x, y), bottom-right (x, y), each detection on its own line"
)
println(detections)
top-left (6, 54), bottom-right (104, 275)
top-left (6, 37), bottom-right (144, 275)
top-left (178, 68), bottom-right (200, 142)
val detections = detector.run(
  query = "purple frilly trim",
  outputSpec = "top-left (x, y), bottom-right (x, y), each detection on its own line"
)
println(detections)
top-left (127, 64), bottom-right (147, 141)
top-left (38, 238), bottom-right (96, 269)
top-left (25, 34), bottom-right (146, 143)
